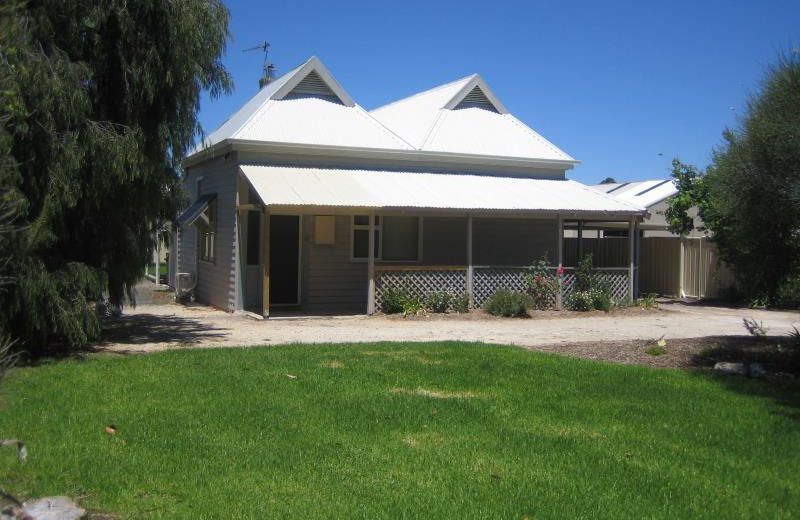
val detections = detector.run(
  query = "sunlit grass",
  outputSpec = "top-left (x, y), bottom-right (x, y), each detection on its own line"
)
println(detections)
top-left (0, 342), bottom-right (798, 518)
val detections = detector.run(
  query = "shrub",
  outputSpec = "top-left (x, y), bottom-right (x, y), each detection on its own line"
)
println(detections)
top-left (776, 275), bottom-right (800, 308)
top-left (484, 289), bottom-right (532, 317)
top-left (452, 294), bottom-right (470, 313)
top-left (591, 287), bottom-right (613, 312)
top-left (574, 254), bottom-right (596, 292)
top-left (637, 293), bottom-right (658, 310)
top-left (526, 255), bottom-right (558, 310)
top-left (381, 287), bottom-right (406, 314)
top-left (566, 254), bottom-right (613, 312)
top-left (424, 291), bottom-right (452, 313)
top-left (402, 295), bottom-right (425, 317)
top-left (565, 290), bottom-right (593, 311)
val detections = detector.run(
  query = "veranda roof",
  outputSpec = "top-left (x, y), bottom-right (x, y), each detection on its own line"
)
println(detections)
top-left (240, 165), bottom-right (645, 215)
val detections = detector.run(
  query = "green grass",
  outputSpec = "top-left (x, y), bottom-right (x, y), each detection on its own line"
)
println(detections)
top-left (1, 342), bottom-right (798, 518)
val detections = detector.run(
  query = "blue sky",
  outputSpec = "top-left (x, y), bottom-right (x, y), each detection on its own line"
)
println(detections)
top-left (198, 0), bottom-right (799, 184)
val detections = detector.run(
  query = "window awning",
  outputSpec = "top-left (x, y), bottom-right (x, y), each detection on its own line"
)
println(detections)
top-left (177, 193), bottom-right (216, 226)
top-left (240, 165), bottom-right (645, 215)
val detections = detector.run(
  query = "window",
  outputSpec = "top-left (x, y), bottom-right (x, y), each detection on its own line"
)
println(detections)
top-left (199, 198), bottom-right (217, 263)
top-left (314, 216), bottom-right (336, 245)
top-left (351, 215), bottom-right (421, 261)
top-left (351, 215), bottom-right (380, 259)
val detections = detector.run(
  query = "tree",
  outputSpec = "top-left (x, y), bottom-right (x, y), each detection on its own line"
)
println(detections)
top-left (667, 52), bottom-right (800, 305)
top-left (0, 1), bottom-right (231, 353)
top-left (599, 177), bottom-right (617, 184)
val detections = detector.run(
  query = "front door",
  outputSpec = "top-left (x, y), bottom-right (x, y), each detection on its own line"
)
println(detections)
top-left (269, 215), bottom-right (301, 306)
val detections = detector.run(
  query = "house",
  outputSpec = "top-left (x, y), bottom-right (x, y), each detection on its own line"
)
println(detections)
top-left (172, 56), bottom-right (646, 317)
top-left (559, 179), bottom-right (733, 298)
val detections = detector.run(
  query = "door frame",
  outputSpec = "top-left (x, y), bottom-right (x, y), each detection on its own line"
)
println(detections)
top-left (269, 213), bottom-right (303, 307)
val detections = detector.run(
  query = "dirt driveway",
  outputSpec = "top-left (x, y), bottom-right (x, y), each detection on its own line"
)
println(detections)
top-left (99, 301), bottom-right (800, 354)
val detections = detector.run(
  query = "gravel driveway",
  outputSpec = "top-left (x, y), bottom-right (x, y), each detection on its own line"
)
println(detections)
top-left (99, 300), bottom-right (800, 353)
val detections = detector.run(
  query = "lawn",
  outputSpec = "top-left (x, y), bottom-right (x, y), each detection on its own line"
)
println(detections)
top-left (0, 342), bottom-right (798, 518)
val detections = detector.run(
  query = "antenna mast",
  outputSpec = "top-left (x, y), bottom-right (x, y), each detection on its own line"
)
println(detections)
top-left (243, 41), bottom-right (276, 89)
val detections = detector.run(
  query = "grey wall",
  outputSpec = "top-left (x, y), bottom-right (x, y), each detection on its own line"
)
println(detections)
top-left (181, 154), bottom-right (239, 311)
top-left (301, 215), bottom-right (367, 314)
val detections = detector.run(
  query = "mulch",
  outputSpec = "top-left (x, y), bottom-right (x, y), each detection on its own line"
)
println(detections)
top-left (381, 306), bottom-right (668, 321)
top-left (529, 335), bottom-right (799, 373)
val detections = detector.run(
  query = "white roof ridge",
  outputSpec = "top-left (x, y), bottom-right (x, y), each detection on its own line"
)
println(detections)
top-left (419, 109), bottom-right (449, 149)
top-left (371, 74), bottom-right (476, 113)
top-left (351, 104), bottom-right (415, 150)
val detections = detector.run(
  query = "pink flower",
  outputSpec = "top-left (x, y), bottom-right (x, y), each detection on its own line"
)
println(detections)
top-left (556, 265), bottom-right (565, 277)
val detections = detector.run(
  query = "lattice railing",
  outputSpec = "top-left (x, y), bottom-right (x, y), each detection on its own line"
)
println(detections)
top-left (375, 267), bottom-right (467, 310)
top-left (375, 266), bottom-right (630, 310)
top-left (590, 269), bottom-right (630, 302)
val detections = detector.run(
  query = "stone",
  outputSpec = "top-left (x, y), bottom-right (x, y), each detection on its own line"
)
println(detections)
top-left (713, 362), bottom-right (747, 376)
top-left (748, 363), bottom-right (768, 379)
top-left (22, 497), bottom-right (86, 520)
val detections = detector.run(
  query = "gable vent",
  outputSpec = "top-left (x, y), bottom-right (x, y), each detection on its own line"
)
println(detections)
top-left (454, 86), bottom-right (498, 112)
top-left (288, 70), bottom-right (341, 101)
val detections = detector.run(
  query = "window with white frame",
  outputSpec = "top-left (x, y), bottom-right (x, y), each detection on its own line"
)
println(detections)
top-left (199, 197), bottom-right (217, 263)
top-left (351, 215), bottom-right (420, 261)
top-left (351, 215), bottom-right (380, 259)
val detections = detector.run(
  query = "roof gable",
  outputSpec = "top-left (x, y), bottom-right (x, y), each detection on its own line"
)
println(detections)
top-left (371, 74), bottom-right (573, 162)
top-left (194, 56), bottom-right (412, 153)
top-left (443, 75), bottom-right (507, 113)
top-left (271, 57), bottom-right (354, 106)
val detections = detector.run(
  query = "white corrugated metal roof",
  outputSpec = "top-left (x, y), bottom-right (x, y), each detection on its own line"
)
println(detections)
top-left (371, 75), bottom-right (575, 162)
top-left (241, 165), bottom-right (644, 213)
top-left (194, 58), bottom-right (578, 165)
top-left (196, 57), bottom-right (412, 152)
top-left (593, 179), bottom-right (678, 208)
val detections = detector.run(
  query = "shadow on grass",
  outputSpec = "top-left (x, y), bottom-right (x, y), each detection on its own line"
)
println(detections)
top-left (96, 312), bottom-right (230, 350)
top-left (689, 335), bottom-right (800, 421)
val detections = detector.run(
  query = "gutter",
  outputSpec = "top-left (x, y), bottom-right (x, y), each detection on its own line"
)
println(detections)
top-left (182, 139), bottom-right (581, 171)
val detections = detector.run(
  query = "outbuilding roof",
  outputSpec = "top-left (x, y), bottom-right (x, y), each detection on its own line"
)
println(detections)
top-left (240, 165), bottom-right (644, 215)
top-left (593, 179), bottom-right (678, 208)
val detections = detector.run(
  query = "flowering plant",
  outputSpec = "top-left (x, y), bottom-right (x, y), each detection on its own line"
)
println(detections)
top-left (526, 255), bottom-right (558, 310)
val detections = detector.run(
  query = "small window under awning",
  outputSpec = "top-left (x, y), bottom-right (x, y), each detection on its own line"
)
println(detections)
top-left (177, 193), bottom-right (216, 227)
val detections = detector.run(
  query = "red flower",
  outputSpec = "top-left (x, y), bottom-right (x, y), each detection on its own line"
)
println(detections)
top-left (556, 265), bottom-right (565, 277)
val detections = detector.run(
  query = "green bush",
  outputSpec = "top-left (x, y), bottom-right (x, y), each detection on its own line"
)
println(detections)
top-left (402, 295), bottom-right (425, 317)
top-left (484, 289), bottom-right (532, 317)
top-left (565, 290), bottom-right (593, 311)
top-left (637, 293), bottom-right (658, 310)
top-left (453, 294), bottom-right (470, 313)
top-left (526, 255), bottom-right (558, 310)
top-left (381, 287), bottom-right (406, 314)
top-left (776, 275), bottom-right (800, 308)
top-left (566, 254), bottom-right (613, 312)
top-left (591, 287), bottom-right (613, 312)
top-left (425, 291), bottom-right (452, 313)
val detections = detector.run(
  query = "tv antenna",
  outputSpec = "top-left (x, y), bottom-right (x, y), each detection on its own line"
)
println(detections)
top-left (243, 40), bottom-right (276, 89)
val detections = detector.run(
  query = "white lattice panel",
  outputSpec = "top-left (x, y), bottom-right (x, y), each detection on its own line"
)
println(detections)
top-left (375, 269), bottom-right (467, 309)
top-left (473, 268), bottom-right (529, 307)
top-left (595, 270), bottom-right (629, 301)
top-left (373, 267), bottom-right (629, 310)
